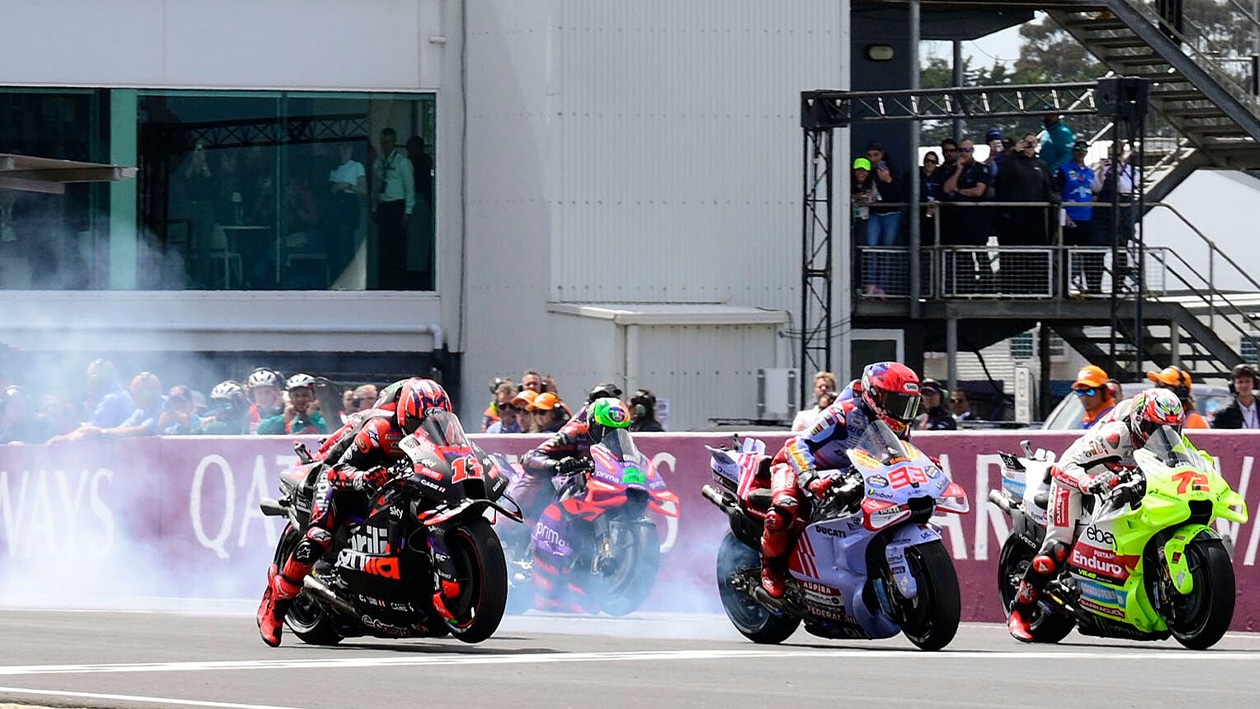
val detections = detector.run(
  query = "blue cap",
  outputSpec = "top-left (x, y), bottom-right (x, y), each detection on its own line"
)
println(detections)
top-left (984, 129), bottom-right (1003, 142)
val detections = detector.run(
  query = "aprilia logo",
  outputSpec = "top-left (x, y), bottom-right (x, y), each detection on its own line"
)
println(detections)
top-left (337, 549), bottom-right (401, 579)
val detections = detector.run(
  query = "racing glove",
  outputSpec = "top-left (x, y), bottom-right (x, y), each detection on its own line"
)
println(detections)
top-left (351, 466), bottom-right (391, 491)
top-left (1086, 471), bottom-right (1121, 496)
top-left (555, 457), bottom-right (588, 475)
top-left (806, 475), bottom-right (833, 498)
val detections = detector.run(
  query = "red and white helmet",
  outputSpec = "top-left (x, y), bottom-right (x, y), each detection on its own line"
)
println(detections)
top-left (860, 362), bottom-right (922, 435)
top-left (396, 377), bottom-right (453, 434)
top-left (1128, 388), bottom-right (1185, 445)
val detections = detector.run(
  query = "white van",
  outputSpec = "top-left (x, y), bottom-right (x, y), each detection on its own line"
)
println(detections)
top-left (1041, 382), bottom-right (1232, 430)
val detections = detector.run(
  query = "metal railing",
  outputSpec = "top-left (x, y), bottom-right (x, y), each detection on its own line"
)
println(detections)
top-left (854, 245), bottom-right (1165, 301)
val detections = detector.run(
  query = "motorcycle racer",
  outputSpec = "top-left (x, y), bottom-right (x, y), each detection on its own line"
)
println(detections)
top-left (516, 395), bottom-right (634, 524)
top-left (256, 377), bottom-right (452, 647)
top-left (758, 362), bottom-right (922, 598)
top-left (1007, 387), bottom-right (1186, 641)
top-left (315, 378), bottom-right (408, 462)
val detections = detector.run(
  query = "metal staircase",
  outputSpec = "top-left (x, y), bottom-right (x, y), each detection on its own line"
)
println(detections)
top-left (1048, 0), bottom-right (1260, 200)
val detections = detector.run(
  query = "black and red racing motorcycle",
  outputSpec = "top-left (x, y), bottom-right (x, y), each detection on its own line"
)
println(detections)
top-left (260, 410), bottom-right (522, 644)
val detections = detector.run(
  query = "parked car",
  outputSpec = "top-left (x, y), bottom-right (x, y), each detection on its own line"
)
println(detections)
top-left (1042, 381), bottom-right (1232, 430)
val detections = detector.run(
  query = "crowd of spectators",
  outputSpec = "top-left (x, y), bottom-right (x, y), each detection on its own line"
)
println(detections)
top-left (0, 361), bottom-right (670, 445)
top-left (855, 111), bottom-right (1140, 296)
top-left (478, 369), bottom-right (666, 434)
top-left (0, 360), bottom-right (384, 445)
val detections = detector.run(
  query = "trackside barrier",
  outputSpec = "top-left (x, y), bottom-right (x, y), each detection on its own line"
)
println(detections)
top-left (1, 431), bottom-right (1259, 630)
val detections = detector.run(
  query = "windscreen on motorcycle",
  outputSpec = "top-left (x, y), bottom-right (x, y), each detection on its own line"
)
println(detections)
top-left (415, 410), bottom-right (471, 449)
top-left (592, 426), bottom-right (641, 462)
top-left (1141, 424), bottom-right (1199, 469)
top-left (851, 419), bottom-right (914, 466)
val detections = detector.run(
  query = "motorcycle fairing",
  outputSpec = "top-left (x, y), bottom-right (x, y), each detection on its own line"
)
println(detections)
top-left (790, 516), bottom-right (900, 639)
top-left (884, 523), bottom-right (942, 599)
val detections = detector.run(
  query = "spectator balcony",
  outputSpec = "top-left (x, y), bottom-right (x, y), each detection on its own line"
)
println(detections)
top-left (852, 200), bottom-right (1258, 380)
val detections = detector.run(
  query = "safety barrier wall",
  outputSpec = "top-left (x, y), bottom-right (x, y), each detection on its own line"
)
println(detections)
top-left (1, 431), bottom-right (1259, 630)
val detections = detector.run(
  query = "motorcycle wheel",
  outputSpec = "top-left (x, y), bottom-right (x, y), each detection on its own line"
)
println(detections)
top-left (273, 524), bottom-right (344, 646)
top-left (897, 541), bottom-right (961, 651)
top-left (443, 518), bottom-right (510, 644)
top-left (716, 530), bottom-right (800, 644)
top-left (596, 521), bottom-right (662, 617)
top-left (996, 535), bottom-right (1074, 643)
top-left (1167, 537), bottom-right (1235, 650)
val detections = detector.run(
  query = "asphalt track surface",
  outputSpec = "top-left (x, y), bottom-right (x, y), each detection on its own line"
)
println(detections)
top-left (0, 604), bottom-right (1256, 709)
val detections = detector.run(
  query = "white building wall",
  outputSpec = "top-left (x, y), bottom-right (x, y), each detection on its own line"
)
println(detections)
top-left (463, 0), bottom-right (845, 425)
top-left (0, 0), bottom-right (466, 358)
top-left (0, 0), bottom-right (433, 90)
top-left (636, 323), bottom-right (780, 429)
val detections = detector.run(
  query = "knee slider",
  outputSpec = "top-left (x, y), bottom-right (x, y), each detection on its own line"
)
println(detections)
top-left (295, 527), bottom-right (333, 564)
top-left (1031, 542), bottom-right (1069, 575)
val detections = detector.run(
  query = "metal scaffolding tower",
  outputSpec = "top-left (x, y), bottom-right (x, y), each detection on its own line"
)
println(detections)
top-left (798, 78), bottom-right (1150, 402)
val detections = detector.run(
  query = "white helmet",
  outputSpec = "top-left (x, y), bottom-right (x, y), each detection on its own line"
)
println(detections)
top-left (209, 380), bottom-right (247, 405)
top-left (247, 368), bottom-right (282, 389)
top-left (285, 373), bottom-right (317, 392)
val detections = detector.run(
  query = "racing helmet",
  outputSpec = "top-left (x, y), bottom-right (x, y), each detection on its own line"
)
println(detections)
top-left (396, 377), bottom-right (453, 434)
top-left (860, 362), bottom-right (922, 435)
top-left (587, 396), bottom-right (632, 442)
top-left (1128, 388), bottom-right (1185, 445)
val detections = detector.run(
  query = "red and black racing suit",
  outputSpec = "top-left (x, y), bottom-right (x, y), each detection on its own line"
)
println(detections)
top-left (257, 409), bottom-right (405, 646)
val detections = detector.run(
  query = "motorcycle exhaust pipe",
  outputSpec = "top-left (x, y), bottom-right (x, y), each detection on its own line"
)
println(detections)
top-left (260, 498), bottom-right (288, 517)
top-left (701, 485), bottom-right (739, 514)
top-left (987, 489), bottom-right (1013, 513)
top-left (302, 575), bottom-right (357, 616)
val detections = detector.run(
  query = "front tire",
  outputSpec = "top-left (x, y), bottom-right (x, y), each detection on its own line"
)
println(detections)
top-left (996, 535), bottom-right (1074, 644)
top-left (596, 521), bottom-right (662, 617)
top-left (716, 530), bottom-right (800, 644)
top-left (443, 518), bottom-right (510, 644)
top-left (897, 541), bottom-right (961, 651)
top-left (1168, 538), bottom-right (1235, 650)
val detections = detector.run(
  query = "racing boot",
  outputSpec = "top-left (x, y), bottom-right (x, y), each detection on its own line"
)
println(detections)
top-left (760, 554), bottom-right (790, 599)
top-left (1006, 542), bottom-right (1067, 642)
top-left (1006, 581), bottom-right (1038, 642)
top-left (257, 563), bottom-right (303, 647)
top-left (759, 504), bottom-right (794, 599)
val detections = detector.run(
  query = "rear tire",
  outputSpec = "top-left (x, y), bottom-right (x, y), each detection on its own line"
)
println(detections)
top-left (997, 535), bottom-right (1074, 644)
top-left (898, 541), bottom-right (961, 651)
top-left (1168, 537), bottom-right (1235, 650)
top-left (273, 524), bottom-right (344, 647)
top-left (716, 530), bottom-right (800, 644)
top-left (597, 522), bottom-right (662, 617)
top-left (443, 518), bottom-right (510, 644)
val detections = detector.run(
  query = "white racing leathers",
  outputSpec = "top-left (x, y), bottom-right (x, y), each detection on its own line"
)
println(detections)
top-left (1044, 419), bottom-right (1138, 549)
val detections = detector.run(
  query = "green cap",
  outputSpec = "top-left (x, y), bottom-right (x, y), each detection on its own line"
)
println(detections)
top-left (853, 157), bottom-right (872, 171)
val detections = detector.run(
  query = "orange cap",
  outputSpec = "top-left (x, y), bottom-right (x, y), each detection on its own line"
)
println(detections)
top-left (530, 392), bottom-right (561, 411)
top-left (1146, 366), bottom-right (1192, 392)
top-left (1072, 365), bottom-right (1108, 390)
top-left (511, 389), bottom-right (538, 408)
